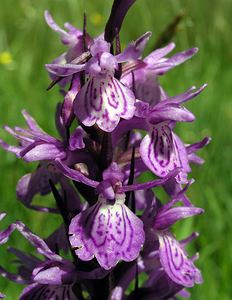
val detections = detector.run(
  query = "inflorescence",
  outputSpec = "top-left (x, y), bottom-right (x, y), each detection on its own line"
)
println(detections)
top-left (0, 1), bottom-right (210, 299)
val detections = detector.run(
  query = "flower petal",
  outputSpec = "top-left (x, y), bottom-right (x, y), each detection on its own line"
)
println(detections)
top-left (159, 84), bottom-right (207, 106)
top-left (44, 11), bottom-right (70, 40)
top-left (21, 142), bottom-right (66, 162)
top-left (148, 48), bottom-right (198, 75)
top-left (118, 168), bottom-right (180, 193)
top-left (90, 38), bottom-right (111, 56)
top-left (0, 221), bottom-right (62, 262)
top-left (32, 260), bottom-right (75, 285)
top-left (19, 283), bottom-right (77, 300)
top-left (69, 127), bottom-right (85, 150)
top-left (134, 73), bottom-right (163, 105)
top-left (55, 159), bottom-right (99, 188)
top-left (140, 122), bottom-right (177, 178)
top-left (45, 63), bottom-right (86, 77)
top-left (149, 106), bottom-right (195, 123)
top-left (0, 139), bottom-right (21, 156)
top-left (0, 266), bottom-right (27, 284)
top-left (154, 206), bottom-right (204, 230)
top-left (140, 123), bottom-right (190, 183)
top-left (173, 134), bottom-right (191, 183)
top-left (115, 32), bottom-right (152, 63)
top-left (0, 213), bottom-right (6, 222)
top-left (74, 75), bottom-right (135, 132)
top-left (164, 47), bottom-right (198, 68)
top-left (186, 136), bottom-right (211, 155)
top-left (62, 75), bottom-right (81, 127)
top-left (188, 153), bottom-right (205, 165)
top-left (158, 233), bottom-right (203, 287)
top-left (144, 43), bottom-right (176, 65)
top-left (21, 110), bottom-right (44, 133)
top-left (16, 163), bottom-right (60, 205)
top-left (69, 194), bottom-right (145, 270)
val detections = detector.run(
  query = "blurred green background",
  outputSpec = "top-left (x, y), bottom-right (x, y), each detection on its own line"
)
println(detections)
top-left (0, 0), bottom-right (231, 299)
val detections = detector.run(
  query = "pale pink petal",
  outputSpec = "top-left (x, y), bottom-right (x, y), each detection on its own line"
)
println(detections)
top-left (74, 75), bottom-right (135, 132)
top-left (69, 194), bottom-right (144, 270)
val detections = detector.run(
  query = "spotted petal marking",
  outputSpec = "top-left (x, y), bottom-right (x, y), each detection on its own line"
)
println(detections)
top-left (140, 122), bottom-right (189, 183)
top-left (74, 75), bottom-right (135, 132)
top-left (69, 194), bottom-right (145, 270)
top-left (20, 283), bottom-right (77, 300)
top-left (158, 234), bottom-right (202, 288)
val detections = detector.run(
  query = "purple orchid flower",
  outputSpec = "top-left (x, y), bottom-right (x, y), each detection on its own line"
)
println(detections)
top-left (109, 185), bottom-right (203, 299)
top-left (46, 32), bottom-right (151, 132)
top-left (0, 215), bottom-right (109, 299)
top-left (44, 10), bottom-right (92, 89)
top-left (111, 85), bottom-right (209, 186)
top-left (110, 232), bottom-right (201, 300)
top-left (0, 110), bottom-right (66, 161)
top-left (5, 108), bottom-right (88, 215)
top-left (142, 188), bottom-right (203, 287)
top-left (45, 11), bottom-right (83, 49)
top-left (67, 163), bottom-right (178, 270)
top-left (73, 40), bottom-right (136, 132)
top-left (132, 85), bottom-right (206, 183)
top-left (135, 84), bottom-right (207, 123)
top-left (0, 109), bottom-right (85, 163)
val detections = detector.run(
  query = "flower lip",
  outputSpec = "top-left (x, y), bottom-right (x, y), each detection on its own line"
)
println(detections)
top-left (44, 10), bottom-right (82, 46)
top-left (154, 206), bottom-right (204, 230)
top-left (158, 233), bottom-right (203, 287)
top-left (69, 192), bottom-right (145, 270)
